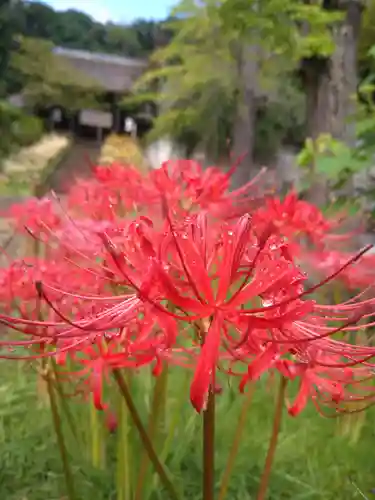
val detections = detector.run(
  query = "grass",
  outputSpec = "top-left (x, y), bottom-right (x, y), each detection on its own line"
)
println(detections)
top-left (0, 362), bottom-right (114, 500)
top-left (0, 361), bottom-right (375, 499)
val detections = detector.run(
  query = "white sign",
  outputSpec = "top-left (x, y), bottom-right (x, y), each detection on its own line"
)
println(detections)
top-left (79, 109), bottom-right (113, 128)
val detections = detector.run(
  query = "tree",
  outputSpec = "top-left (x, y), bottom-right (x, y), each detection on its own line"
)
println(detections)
top-left (131, 1), bottom-right (238, 161)
top-left (358, 0), bottom-right (375, 76)
top-left (218, 0), bottom-right (343, 186)
top-left (1, 1), bottom-right (174, 99)
top-left (132, 0), bottom-right (340, 186)
top-left (9, 1), bottom-right (172, 58)
top-left (300, 0), bottom-right (364, 204)
top-left (0, 0), bottom-right (21, 96)
top-left (16, 1), bottom-right (58, 40)
top-left (106, 23), bottom-right (144, 57)
top-left (0, 99), bottom-right (44, 161)
top-left (10, 36), bottom-right (103, 113)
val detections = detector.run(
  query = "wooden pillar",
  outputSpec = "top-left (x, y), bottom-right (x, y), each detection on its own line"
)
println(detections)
top-left (69, 113), bottom-right (77, 134)
top-left (97, 126), bottom-right (103, 144)
top-left (114, 107), bottom-right (121, 133)
top-left (113, 94), bottom-right (121, 133)
top-left (131, 119), bottom-right (138, 139)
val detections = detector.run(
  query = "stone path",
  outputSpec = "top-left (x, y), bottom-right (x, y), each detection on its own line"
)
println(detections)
top-left (43, 139), bottom-right (101, 195)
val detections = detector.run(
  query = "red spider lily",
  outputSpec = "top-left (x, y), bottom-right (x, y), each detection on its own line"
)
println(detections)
top-left (2, 158), bottom-right (375, 420)
top-left (33, 305), bottom-right (178, 410)
top-left (95, 211), bottom-right (375, 411)
top-left (252, 190), bottom-right (338, 250)
top-left (279, 349), bottom-right (375, 417)
top-left (2, 209), bottom-right (375, 415)
top-left (67, 163), bottom-right (147, 220)
top-left (8, 197), bottom-right (61, 236)
top-left (149, 159), bottom-right (269, 219)
top-left (233, 334), bottom-right (375, 416)
top-left (306, 249), bottom-right (375, 290)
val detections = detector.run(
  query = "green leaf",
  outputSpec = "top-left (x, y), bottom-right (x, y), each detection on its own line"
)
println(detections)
top-left (316, 156), bottom-right (346, 180)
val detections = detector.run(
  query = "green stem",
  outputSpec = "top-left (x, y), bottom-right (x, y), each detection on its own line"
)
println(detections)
top-left (159, 371), bottom-right (190, 463)
top-left (256, 376), bottom-right (287, 500)
top-left (203, 386), bottom-right (216, 500)
top-left (152, 371), bottom-right (190, 492)
top-left (51, 361), bottom-right (80, 445)
top-left (46, 373), bottom-right (76, 500)
top-left (90, 402), bottom-right (104, 469)
top-left (117, 390), bottom-right (131, 500)
top-left (113, 369), bottom-right (179, 500)
top-left (135, 366), bottom-right (169, 500)
top-left (158, 364), bottom-right (169, 433)
top-left (218, 384), bottom-right (255, 500)
top-left (333, 283), bottom-right (342, 306)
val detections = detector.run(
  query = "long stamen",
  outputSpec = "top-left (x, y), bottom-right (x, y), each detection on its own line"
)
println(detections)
top-left (240, 245), bottom-right (373, 316)
top-left (101, 232), bottom-right (204, 322)
top-left (163, 199), bottom-right (207, 304)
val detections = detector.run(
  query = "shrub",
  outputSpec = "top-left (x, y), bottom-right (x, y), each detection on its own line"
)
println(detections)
top-left (11, 114), bottom-right (44, 147)
top-left (0, 100), bottom-right (44, 161)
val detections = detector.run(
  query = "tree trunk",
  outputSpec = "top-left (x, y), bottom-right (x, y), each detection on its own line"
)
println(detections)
top-left (329, 0), bottom-right (362, 143)
top-left (303, 59), bottom-right (332, 205)
top-left (230, 44), bottom-right (258, 189)
top-left (304, 0), bottom-right (363, 205)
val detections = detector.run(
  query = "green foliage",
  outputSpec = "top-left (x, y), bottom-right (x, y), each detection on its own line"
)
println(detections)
top-left (1, 362), bottom-right (375, 499)
top-left (297, 39), bottom-right (375, 200)
top-left (296, 131), bottom-right (374, 207)
top-left (254, 79), bottom-right (306, 161)
top-left (128, 0), bottom-right (238, 159)
top-left (0, 0), bottom-right (21, 96)
top-left (8, 1), bottom-right (172, 57)
top-left (298, 134), bottom-right (368, 183)
top-left (0, 100), bottom-right (44, 162)
top-left (218, 0), bottom-right (343, 61)
top-left (10, 36), bottom-right (104, 112)
top-left (11, 114), bottom-right (44, 147)
top-left (358, 0), bottom-right (375, 76)
top-left (0, 1), bottom-right (173, 99)
top-left (0, 362), bottom-right (114, 500)
top-left (130, 0), bottom-right (339, 159)
top-left (355, 73), bottom-right (375, 157)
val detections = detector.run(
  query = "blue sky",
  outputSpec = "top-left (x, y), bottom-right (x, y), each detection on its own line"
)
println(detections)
top-left (40, 0), bottom-right (177, 23)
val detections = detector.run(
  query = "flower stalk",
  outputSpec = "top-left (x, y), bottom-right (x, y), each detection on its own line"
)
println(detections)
top-left (135, 366), bottom-right (169, 500)
top-left (152, 371), bottom-right (191, 492)
top-left (117, 388), bottom-right (131, 500)
top-left (90, 401), bottom-right (105, 469)
top-left (45, 370), bottom-right (76, 500)
top-left (218, 383), bottom-right (255, 500)
top-left (113, 368), bottom-right (179, 500)
top-left (51, 360), bottom-right (80, 446)
top-left (256, 376), bottom-right (288, 500)
top-left (203, 385), bottom-right (216, 500)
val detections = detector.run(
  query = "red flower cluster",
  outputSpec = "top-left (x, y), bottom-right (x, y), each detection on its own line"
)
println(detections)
top-left (306, 249), bottom-right (375, 290)
top-left (1, 159), bottom-right (375, 417)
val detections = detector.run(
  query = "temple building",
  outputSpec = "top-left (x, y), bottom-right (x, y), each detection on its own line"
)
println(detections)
top-left (50, 47), bottom-right (156, 141)
top-left (11, 47), bottom-right (156, 142)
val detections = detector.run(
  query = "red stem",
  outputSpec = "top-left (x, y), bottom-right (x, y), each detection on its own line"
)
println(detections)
top-left (203, 386), bottom-right (216, 500)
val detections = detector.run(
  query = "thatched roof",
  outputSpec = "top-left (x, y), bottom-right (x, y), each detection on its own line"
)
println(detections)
top-left (53, 47), bottom-right (148, 93)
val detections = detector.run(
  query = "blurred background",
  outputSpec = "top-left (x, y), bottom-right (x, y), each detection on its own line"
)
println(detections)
top-left (2, 0), bottom-right (375, 498)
